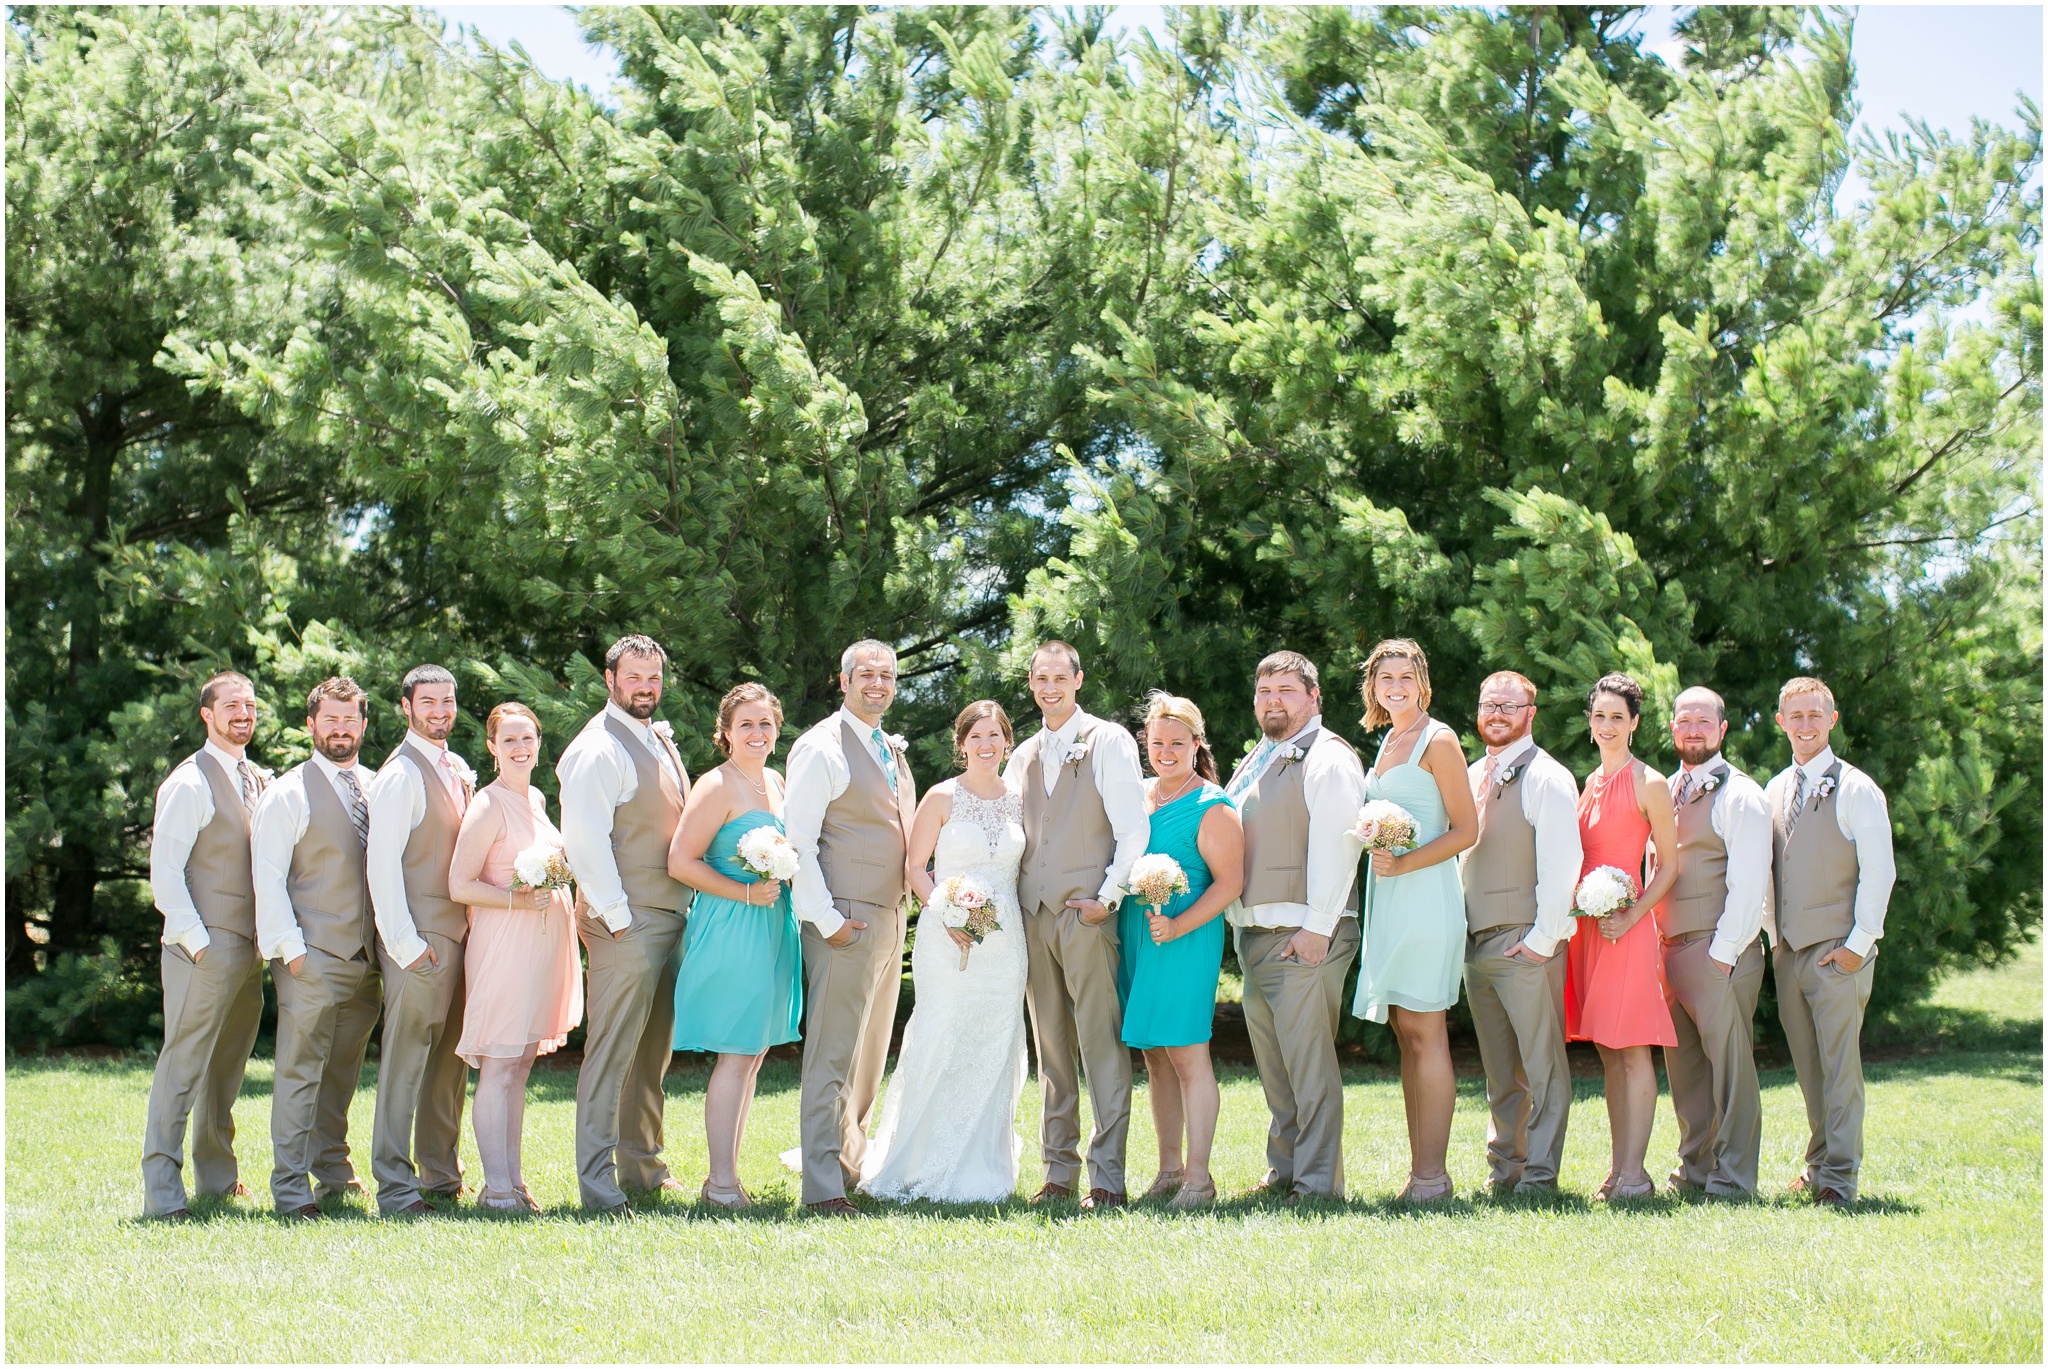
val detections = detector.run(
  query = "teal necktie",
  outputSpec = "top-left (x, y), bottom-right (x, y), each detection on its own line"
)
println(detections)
top-left (871, 727), bottom-right (897, 792)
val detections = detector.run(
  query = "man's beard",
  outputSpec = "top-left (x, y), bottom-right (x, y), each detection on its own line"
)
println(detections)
top-left (1478, 719), bottom-right (1528, 748)
top-left (223, 721), bottom-right (255, 746)
top-left (317, 734), bottom-right (361, 765)
top-left (417, 717), bottom-right (454, 741)
top-left (613, 690), bottom-right (659, 720)
top-left (1673, 739), bottom-right (1719, 767)
top-left (1259, 710), bottom-right (1300, 740)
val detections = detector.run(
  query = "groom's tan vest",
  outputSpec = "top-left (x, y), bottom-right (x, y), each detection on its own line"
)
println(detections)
top-left (1463, 755), bottom-right (1542, 933)
top-left (1771, 759), bottom-right (1860, 951)
top-left (1236, 725), bottom-right (1361, 912)
top-left (1019, 716), bottom-right (1119, 914)
top-left (1657, 759), bottom-right (1736, 938)
top-left (284, 762), bottom-right (375, 960)
top-left (817, 718), bottom-right (913, 909)
top-left (381, 742), bottom-right (470, 940)
top-left (184, 749), bottom-right (261, 941)
top-left (602, 713), bottom-right (691, 915)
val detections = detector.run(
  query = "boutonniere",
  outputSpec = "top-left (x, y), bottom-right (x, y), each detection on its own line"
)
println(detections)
top-left (1814, 775), bottom-right (1838, 802)
top-left (1494, 762), bottom-right (1525, 792)
top-left (1063, 739), bottom-right (1091, 768)
top-left (1275, 742), bottom-right (1307, 764)
top-left (650, 720), bottom-right (676, 743)
top-left (1690, 772), bottom-right (1725, 802)
top-left (885, 732), bottom-right (908, 755)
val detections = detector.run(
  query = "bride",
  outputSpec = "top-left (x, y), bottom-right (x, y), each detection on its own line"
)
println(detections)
top-left (860, 700), bottom-right (1029, 1203)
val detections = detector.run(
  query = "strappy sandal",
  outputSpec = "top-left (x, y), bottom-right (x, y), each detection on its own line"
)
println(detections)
top-left (515, 1183), bottom-right (543, 1213)
top-left (700, 1179), bottom-right (754, 1211)
top-left (1165, 1178), bottom-right (1216, 1211)
top-left (1142, 1169), bottom-right (1186, 1201)
top-left (478, 1188), bottom-right (529, 1214)
top-left (1397, 1173), bottom-right (1454, 1204)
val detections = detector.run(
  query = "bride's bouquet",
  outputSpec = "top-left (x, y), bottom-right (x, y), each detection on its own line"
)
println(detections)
top-left (1350, 800), bottom-right (1419, 853)
top-left (1125, 853), bottom-right (1190, 911)
top-left (511, 843), bottom-right (573, 929)
top-left (930, 874), bottom-right (999, 970)
top-left (1573, 865), bottom-right (1639, 919)
top-left (735, 826), bottom-right (801, 891)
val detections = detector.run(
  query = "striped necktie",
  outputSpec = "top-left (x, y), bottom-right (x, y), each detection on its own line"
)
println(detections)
top-left (1672, 769), bottom-right (1693, 809)
top-left (237, 760), bottom-right (258, 818)
top-left (1785, 769), bottom-right (1809, 835)
top-left (335, 767), bottom-right (370, 845)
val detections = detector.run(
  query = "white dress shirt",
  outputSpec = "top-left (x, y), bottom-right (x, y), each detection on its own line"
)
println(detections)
top-left (1225, 715), bottom-right (1368, 937)
top-left (1762, 747), bottom-right (1896, 958)
top-left (1674, 756), bottom-right (1772, 966)
top-left (784, 706), bottom-right (905, 937)
top-left (1000, 708), bottom-right (1151, 906)
top-left (555, 701), bottom-right (684, 934)
top-left (366, 729), bottom-right (475, 968)
top-left (149, 741), bottom-right (270, 954)
top-left (1463, 734), bottom-right (1584, 958)
top-left (250, 751), bottom-right (367, 963)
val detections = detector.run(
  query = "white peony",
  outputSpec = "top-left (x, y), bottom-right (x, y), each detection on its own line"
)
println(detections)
top-left (1125, 853), bottom-right (1190, 909)
top-left (511, 843), bottom-right (572, 890)
top-left (1573, 865), bottom-right (1639, 918)
top-left (735, 826), bottom-right (801, 883)
top-left (1350, 800), bottom-right (1419, 852)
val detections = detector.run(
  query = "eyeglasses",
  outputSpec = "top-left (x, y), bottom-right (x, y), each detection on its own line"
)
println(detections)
top-left (1477, 702), bottom-right (1533, 717)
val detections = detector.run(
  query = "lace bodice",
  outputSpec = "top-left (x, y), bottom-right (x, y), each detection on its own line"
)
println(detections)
top-left (932, 784), bottom-right (1025, 899)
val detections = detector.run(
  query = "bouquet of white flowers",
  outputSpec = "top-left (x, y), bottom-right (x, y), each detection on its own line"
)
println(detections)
top-left (735, 826), bottom-right (801, 887)
top-left (1125, 853), bottom-right (1190, 910)
top-left (930, 875), bottom-right (999, 970)
top-left (1573, 865), bottom-right (1639, 919)
top-left (511, 844), bottom-right (573, 929)
top-left (1350, 800), bottom-right (1419, 853)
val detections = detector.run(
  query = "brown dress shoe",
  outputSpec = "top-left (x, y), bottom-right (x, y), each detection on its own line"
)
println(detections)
top-left (1031, 1183), bottom-right (1073, 1205)
top-left (1080, 1188), bottom-right (1126, 1210)
top-left (806, 1197), bottom-right (863, 1218)
top-left (656, 1177), bottom-right (689, 1196)
top-left (282, 1204), bottom-right (322, 1220)
top-left (157, 1208), bottom-right (194, 1222)
top-left (389, 1200), bottom-right (433, 1217)
top-left (1815, 1186), bottom-right (1851, 1206)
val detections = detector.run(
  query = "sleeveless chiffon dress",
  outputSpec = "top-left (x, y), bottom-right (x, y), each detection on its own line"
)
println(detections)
top-left (457, 784), bottom-right (585, 1066)
top-left (1565, 762), bottom-right (1677, 1048)
top-left (1118, 781), bottom-right (1234, 1049)
top-left (671, 809), bottom-right (804, 1055)
top-left (1352, 720), bottom-right (1467, 1022)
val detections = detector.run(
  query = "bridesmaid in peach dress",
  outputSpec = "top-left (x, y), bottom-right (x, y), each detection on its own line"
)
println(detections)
top-left (448, 702), bottom-right (585, 1213)
top-left (1565, 673), bottom-right (1681, 1200)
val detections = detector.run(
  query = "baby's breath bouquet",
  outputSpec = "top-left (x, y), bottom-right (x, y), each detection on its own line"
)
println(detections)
top-left (1125, 854), bottom-right (1190, 910)
top-left (511, 844), bottom-right (573, 929)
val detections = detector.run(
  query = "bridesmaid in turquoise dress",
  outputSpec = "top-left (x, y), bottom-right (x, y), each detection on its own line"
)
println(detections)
top-left (666, 684), bottom-right (802, 1210)
top-left (1350, 641), bottom-right (1478, 1203)
top-left (1118, 693), bottom-right (1244, 1211)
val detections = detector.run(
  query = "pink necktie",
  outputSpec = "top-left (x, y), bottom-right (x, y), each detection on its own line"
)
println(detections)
top-left (439, 752), bottom-right (467, 818)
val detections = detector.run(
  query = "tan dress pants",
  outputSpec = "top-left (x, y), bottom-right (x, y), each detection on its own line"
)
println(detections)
top-left (1774, 938), bottom-right (1875, 1199)
top-left (371, 929), bottom-right (469, 1211)
top-left (269, 946), bottom-right (381, 1210)
top-left (575, 905), bottom-right (685, 1209)
top-left (1023, 901), bottom-right (1132, 1195)
top-left (1464, 924), bottom-right (1572, 1187)
top-left (141, 932), bottom-right (264, 1215)
top-left (798, 898), bottom-right (905, 1204)
top-left (1238, 918), bottom-right (1361, 1198)
top-left (1660, 932), bottom-right (1765, 1195)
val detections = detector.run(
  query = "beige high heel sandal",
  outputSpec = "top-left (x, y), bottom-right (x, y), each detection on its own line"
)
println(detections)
top-left (1397, 1173), bottom-right (1455, 1204)
top-left (1141, 1169), bottom-right (1186, 1201)
top-left (700, 1179), bottom-right (754, 1211)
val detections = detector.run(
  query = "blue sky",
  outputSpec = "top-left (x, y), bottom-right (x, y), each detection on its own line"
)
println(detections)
top-left (428, 4), bottom-right (2043, 154)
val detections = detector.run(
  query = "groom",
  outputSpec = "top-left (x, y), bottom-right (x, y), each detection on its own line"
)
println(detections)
top-left (784, 639), bottom-right (918, 1216)
top-left (1004, 641), bottom-right (1149, 1209)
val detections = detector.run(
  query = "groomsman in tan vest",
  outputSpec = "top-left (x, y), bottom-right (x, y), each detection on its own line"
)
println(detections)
top-left (1766, 677), bottom-right (1895, 1205)
top-left (784, 639), bottom-right (918, 1215)
top-left (141, 670), bottom-right (271, 1218)
top-left (251, 677), bottom-right (384, 1217)
top-left (366, 664), bottom-right (476, 1215)
top-left (1461, 671), bottom-right (1582, 1194)
top-left (1004, 641), bottom-right (1149, 1208)
top-left (1224, 651), bottom-right (1364, 1201)
top-left (558, 635), bottom-right (694, 1212)
top-left (1658, 686), bottom-right (1772, 1198)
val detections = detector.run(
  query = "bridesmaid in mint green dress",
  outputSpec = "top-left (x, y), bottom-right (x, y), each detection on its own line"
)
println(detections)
top-left (1349, 641), bottom-right (1478, 1204)
top-left (666, 684), bottom-right (802, 1210)
top-left (1118, 694), bottom-right (1245, 1210)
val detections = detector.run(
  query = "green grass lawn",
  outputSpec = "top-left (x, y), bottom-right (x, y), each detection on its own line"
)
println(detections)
top-left (7, 945), bottom-right (2040, 1362)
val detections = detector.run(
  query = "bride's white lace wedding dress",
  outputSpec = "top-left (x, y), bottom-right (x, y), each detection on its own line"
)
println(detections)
top-left (860, 784), bottom-right (1029, 1203)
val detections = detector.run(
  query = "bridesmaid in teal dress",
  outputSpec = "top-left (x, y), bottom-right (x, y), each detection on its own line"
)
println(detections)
top-left (1119, 693), bottom-right (1244, 1211)
top-left (1350, 640), bottom-right (1478, 1203)
top-left (666, 684), bottom-right (802, 1210)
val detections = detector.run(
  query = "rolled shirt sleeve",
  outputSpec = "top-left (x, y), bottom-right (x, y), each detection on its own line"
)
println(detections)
top-left (1091, 724), bottom-right (1152, 905)
top-left (1708, 774), bottom-right (1772, 966)
top-left (148, 762), bottom-right (214, 955)
top-left (1840, 768), bottom-right (1896, 959)
top-left (365, 756), bottom-right (429, 969)
top-left (782, 725), bottom-right (849, 937)
top-left (556, 728), bottom-right (635, 934)
top-left (1300, 739), bottom-right (1367, 937)
top-left (250, 774), bottom-right (311, 964)
top-left (1519, 754), bottom-right (1585, 959)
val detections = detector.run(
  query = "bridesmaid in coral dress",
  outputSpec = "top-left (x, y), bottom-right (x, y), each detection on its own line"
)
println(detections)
top-left (448, 702), bottom-right (585, 1213)
top-left (1566, 673), bottom-right (1681, 1199)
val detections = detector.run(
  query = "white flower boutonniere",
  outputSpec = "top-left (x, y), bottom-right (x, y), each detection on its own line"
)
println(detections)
top-left (885, 732), bottom-right (909, 755)
top-left (1814, 775), bottom-right (1838, 802)
top-left (1494, 762), bottom-right (1526, 793)
top-left (1694, 772), bottom-right (1725, 801)
top-left (650, 720), bottom-right (676, 744)
top-left (1275, 742), bottom-right (1307, 764)
top-left (1064, 739), bottom-right (1092, 768)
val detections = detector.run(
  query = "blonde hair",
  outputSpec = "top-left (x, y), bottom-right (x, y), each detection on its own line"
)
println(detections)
top-left (1359, 638), bottom-right (1433, 732)
top-left (715, 682), bottom-right (784, 757)
top-left (1143, 691), bottom-right (1218, 783)
top-left (1778, 676), bottom-right (1836, 713)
